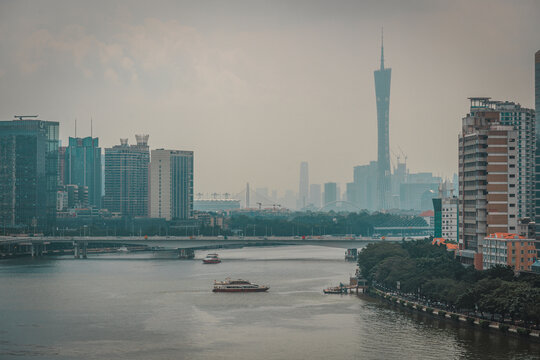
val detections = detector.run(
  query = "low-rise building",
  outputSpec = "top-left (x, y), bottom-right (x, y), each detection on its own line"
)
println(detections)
top-left (482, 233), bottom-right (537, 272)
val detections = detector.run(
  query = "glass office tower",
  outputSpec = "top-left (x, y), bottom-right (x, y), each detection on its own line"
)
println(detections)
top-left (65, 137), bottom-right (102, 208)
top-left (0, 119), bottom-right (59, 231)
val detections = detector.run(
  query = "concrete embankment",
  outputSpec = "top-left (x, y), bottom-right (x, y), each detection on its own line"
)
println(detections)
top-left (370, 288), bottom-right (540, 341)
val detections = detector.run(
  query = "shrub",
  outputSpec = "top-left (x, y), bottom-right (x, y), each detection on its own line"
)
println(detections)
top-left (407, 302), bottom-right (415, 309)
top-left (425, 307), bottom-right (433, 314)
top-left (466, 317), bottom-right (475, 325)
top-left (479, 320), bottom-right (490, 328)
top-left (499, 324), bottom-right (509, 333)
top-left (450, 314), bottom-right (459, 321)
top-left (438, 311), bottom-right (447, 317)
top-left (517, 327), bottom-right (530, 336)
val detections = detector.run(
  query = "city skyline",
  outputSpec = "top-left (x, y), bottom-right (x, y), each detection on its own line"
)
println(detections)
top-left (1, 1), bottom-right (539, 195)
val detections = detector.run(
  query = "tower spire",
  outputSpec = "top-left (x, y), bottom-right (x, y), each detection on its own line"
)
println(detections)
top-left (380, 27), bottom-right (384, 70)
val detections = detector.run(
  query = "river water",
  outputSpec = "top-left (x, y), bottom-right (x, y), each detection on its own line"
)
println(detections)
top-left (0, 246), bottom-right (538, 360)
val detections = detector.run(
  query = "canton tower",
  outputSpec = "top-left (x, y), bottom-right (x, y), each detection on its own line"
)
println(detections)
top-left (374, 30), bottom-right (391, 210)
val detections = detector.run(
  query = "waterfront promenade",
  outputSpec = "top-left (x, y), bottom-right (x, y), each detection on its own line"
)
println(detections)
top-left (371, 287), bottom-right (540, 341)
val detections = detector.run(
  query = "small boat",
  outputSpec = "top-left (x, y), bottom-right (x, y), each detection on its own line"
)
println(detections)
top-left (213, 278), bottom-right (269, 293)
top-left (323, 283), bottom-right (346, 294)
top-left (323, 287), bottom-right (344, 294)
top-left (203, 253), bottom-right (221, 264)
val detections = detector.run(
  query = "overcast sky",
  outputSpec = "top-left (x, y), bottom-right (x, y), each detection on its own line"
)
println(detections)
top-left (1, 0), bottom-right (539, 196)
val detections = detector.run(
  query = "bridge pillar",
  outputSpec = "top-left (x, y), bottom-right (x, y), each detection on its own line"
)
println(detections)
top-left (178, 248), bottom-right (195, 259)
top-left (82, 242), bottom-right (88, 259)
top-left (345, 248), bottom-right (358, 261)
top-left (73, 242), bottom-right (80, 259)
top-left (31, 244), bottom-right (36, 258)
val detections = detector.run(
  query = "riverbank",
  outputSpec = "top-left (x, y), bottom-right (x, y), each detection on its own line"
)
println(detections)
top-left (369, 287), bottom-right (540, 342)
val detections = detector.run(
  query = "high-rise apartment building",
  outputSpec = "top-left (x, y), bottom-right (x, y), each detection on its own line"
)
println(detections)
top-left (374, 33), bottom-right (391, 210)
top-left (535, 50), bottom-right (540, 239)
top-left (458, 98), bottom-right (535, 251)
top-left (0, 118), bottom-right (59, 230)
top-left (497, 102), bottom-right (535, 221)
top-left (104, 135), bottom-right (150, 217)
top-left (64, 137), bottom-right (102, 208)
top-left (298, 161), bottom-right (309, 210)
top-left (150, 149), bottom-right (194, 220)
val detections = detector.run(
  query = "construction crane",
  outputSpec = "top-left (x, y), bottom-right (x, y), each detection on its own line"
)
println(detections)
top-left (256, 202), bottom-right (281, 210)
top-left (398, 146), bottom-right (408, 164)
top-left (14, 115), bottom-right (39, 121)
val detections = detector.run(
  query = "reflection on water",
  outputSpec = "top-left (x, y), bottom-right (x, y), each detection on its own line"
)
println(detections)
top-left (0, 246), bottom-right (538, 360)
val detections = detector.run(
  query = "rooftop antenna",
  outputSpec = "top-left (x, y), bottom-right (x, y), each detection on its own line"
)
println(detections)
top-left (380, 27), bottom-right (384, 70)
top-left (75, 118), bottom-right (77, 137)
top-left (90, 117), bottom-right (93, 138)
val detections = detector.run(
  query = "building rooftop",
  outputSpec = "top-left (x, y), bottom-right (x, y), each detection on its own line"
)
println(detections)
top-left (419, 210), bottom-right (434, 217)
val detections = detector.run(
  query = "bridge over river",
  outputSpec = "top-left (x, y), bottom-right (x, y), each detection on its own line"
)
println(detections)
top-left (0, 235), bottom-right (413, 259)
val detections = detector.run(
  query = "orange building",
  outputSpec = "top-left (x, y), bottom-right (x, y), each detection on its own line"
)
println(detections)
top-left (482, 233), bottom-right (537, 272)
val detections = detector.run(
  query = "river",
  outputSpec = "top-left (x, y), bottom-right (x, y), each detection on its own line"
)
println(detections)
top-left (0, 246), bottom-right (538, 359)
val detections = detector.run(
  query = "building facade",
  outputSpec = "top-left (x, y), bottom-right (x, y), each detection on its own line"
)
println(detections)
top-left (64, 137), bottom-right (102, 208)
top-left (458, 98), bottom-right (535, 251)
top-left (459, 99), bottom-right (499, 251)
top-left (309, 184), bottom-right (321, 209)
top-left (433, 196), bottom-right (458, 242)
top-left (323, 182), bottom-right (337, 207)
top-left (535, 50), bottom-right (540, 239)
top-left (104, 135), bottom-right (150, 217)
top-left (496, 102), bottom-right (535, 222)
top-left (482, 233), bottom-right (537, 272)
top-left (150, 149), bottom-right (194, 220)
top-left (298, 161), bottom-right (309, 210)
top-left (0, 119), bottom-right (59, 230)
top-left (352, 161), bottom-right (378, 211)
top-left (58, 145), bottom-right (66, 186)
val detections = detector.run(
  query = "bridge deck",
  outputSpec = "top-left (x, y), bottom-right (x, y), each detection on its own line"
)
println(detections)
top-left (0, 235), bottom-right (409, 249)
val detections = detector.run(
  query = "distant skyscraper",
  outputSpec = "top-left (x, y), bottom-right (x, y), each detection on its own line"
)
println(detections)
top-left (353, 161), bottom-right (378, 211)
top-left (374, 30), bottom-right (392, 210)
top-left (0, 118), bottom-right (59, 230)
top-left (150, 149), bottom-right (194, 220)
top-left (535, 50), bottom-right (540, 239)
top-left (309, 184), bottom-right (321, 209)
top-left (64, 137), bottom-right (102, 208)
top-left (104, 135), bottom-right (150, 217)
top-left (323, 182), bottom-right (337, 207)
top-left (298, 161), bottom-right (309, 209)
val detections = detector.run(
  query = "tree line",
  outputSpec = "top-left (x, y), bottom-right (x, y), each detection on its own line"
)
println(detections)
top-left (357, 240), bottom-right (540, 327)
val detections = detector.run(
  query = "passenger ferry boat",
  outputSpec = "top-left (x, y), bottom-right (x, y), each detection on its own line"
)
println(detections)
top-left (213, 278), bottom-right (269, 293)
top-left (202, 253), bottom-right (221, 264)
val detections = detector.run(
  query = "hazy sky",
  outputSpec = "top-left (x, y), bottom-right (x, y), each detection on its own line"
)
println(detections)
top-left (1, 0), bottom-right (539, 196)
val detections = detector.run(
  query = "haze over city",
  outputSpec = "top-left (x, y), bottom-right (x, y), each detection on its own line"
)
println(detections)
top-left (1, 0), bottom-right (539, 195)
